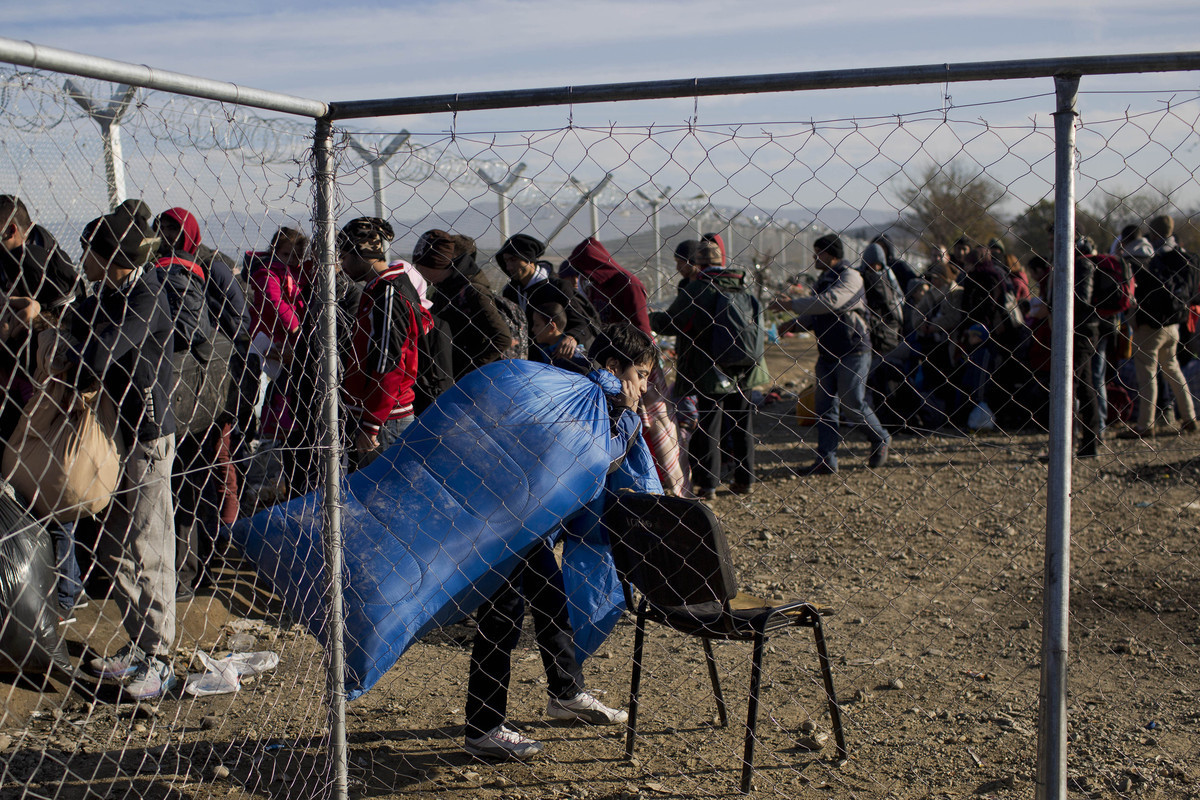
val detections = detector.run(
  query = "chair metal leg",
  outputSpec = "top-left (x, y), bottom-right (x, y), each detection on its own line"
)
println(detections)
top-left (741, 631), bottom-right (767, 794)
top-left (626, 602), bottom-right (648, 759)
top-left (812, 614), bottom-right (848, 762)
top-left (701, 637), bottom-right (728, 727)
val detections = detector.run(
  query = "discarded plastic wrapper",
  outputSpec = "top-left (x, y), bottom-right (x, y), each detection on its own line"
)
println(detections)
top-left (185, 650), bottom-right (280, 697)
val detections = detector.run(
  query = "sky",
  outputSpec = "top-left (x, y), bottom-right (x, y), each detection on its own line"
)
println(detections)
top-left (4, 1), bottom-right (1200, 260)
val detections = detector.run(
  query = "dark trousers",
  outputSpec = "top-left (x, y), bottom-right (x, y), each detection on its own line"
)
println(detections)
top-left (174, 423), bottom-right (238, 591)
top-left (689, 390), bottom-right (755, 491)
top-left (1074, 334), bottom-right (1101, 456)
top-left (465, 539), bottom-right (583, 738)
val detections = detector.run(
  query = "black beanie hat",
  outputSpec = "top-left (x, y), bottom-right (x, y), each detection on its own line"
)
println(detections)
top-left (338, 216), bottom-right (394, 260)
top-left (673, 239), bottom-right (701, 264)
top-left (82, 202), bottom-right (159, 269)
top-left (813, 233), bottom-right (844, 260)
top-left (496, 233), bottom-right (546, 266)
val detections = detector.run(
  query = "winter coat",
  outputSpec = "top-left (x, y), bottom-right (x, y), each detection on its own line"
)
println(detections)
top-left (567, 238), bottom-right (652, 335)
top-left (787, 260), bottom-right (870, 359)
top-left (430, 270), bottom-right (513, 381)
top-left (650, 266), bottom-right (768, 396)
top-left (63, 266), bottom-right (176, 444)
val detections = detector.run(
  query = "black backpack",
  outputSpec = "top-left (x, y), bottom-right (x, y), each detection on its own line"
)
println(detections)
top-left (708, 285), bottom-right (764, 372)
top-left (1091, 254), bottom-right (1135, 314)
top-left (1147, 247), bottom-right (1200, 321)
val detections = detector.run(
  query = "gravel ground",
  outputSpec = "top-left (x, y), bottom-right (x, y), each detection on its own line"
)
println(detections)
top-left (4, 335), bottom-right (1200, 799)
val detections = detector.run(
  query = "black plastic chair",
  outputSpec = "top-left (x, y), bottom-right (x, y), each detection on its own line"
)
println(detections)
top-left (605, 492), bottom-right (847, 793)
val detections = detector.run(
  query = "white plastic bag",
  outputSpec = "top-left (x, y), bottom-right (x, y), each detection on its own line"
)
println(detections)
top-left (967, 402), bottom-right (997, 432)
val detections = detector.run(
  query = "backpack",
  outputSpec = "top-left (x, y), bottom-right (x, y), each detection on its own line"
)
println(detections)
top-left (154, 254), bottom-right (214, 359)
top-left (708, 285), bottom-right (765, 372)
top-left (1091, 254), bottom-right (1135, 315)
top-left (1147, 246), bottom-right (1200, 324)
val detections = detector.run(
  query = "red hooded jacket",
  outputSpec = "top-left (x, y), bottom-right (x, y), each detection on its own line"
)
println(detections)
top-left (567, 238), bottom-right (651, 335)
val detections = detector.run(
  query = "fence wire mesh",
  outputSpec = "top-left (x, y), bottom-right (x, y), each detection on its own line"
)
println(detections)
top-left (1, 59), bottom-right (1200, 800)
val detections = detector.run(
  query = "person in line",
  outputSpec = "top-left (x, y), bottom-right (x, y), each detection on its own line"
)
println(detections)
top-left (463, 323), bottom-right (651, 761)
top-left (153, 206), bottom-right (249, 598)
top-left (0, 195), bottom-right (83, 612)
top-left (567, 237), bottom-right (687, 496)
top-left (411, 229), bottom-right (513, 382)
top-left (650, 239), bottom-right (764, 498)
top-left (68, 204), bottom-right (178, 700)
top-left (771, 233), bottom-right (889, 474)
top-left (496, 233), bottom-right (597, 356)
top-left (1125, 214), bottom-right (1198, 437)
top-left (338, 217), bottom-right (431, 468)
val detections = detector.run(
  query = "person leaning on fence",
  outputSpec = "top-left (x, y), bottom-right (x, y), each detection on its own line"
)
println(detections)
top-left (463, 323), bottom-right (649, 761)
top-left (153, 206), bottom-right (249, 598)
top-left (770, 232), bottom-right (890, 474)
top-left (650, 239), bottom-right (766, 499)
top-left (1, 194), bottom-right (85, 612)
top-left (337, 217), bottom-right (432, 468)
top-left (58, 205), bottom-right (179, 700)
top-left (1123, 214), bottom-right (1199, 438)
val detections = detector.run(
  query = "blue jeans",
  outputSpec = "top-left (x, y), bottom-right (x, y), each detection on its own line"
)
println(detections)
top-left (814, 350), bottom-right (890, 469)
top-left (49, 520), bottom-right (82, 610)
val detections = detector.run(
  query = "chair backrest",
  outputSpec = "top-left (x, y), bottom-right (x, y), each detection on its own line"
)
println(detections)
top-left (605, 492), bottom-right (738, 607)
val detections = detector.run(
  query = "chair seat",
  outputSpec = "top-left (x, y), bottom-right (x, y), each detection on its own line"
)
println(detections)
top-left (644, 593), bottom-right (831, 640)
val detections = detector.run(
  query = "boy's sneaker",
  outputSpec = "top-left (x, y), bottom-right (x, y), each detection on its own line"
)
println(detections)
top-left (464, 725), bottom-right (544, 760)
top-left (123, 657), bottom-right (177, 701)
top-left (547, 692), bottom-right (629, 725)
top-left (86, 642), bottom-right (145, 680)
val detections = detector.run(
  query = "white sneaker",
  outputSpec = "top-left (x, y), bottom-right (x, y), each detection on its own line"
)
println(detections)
top-left (464, 725), bottom-right (544, 760)
top-left (123, 657), bottom-right (178, 701)
top-left (547, 691), bottom-right (629, 725)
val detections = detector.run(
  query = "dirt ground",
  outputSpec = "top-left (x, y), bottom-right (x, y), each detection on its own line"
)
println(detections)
top-left (3, 332), bottom-right (1200, 799)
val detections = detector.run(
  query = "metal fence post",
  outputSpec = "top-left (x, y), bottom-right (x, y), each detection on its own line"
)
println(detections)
top-left (313, 116), bottom-right (350, 800)
top-left (1036, 72), bottom-right (1080, 800)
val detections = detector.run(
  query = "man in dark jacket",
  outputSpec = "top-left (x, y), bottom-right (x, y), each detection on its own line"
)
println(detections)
top-left (860, 242), bottom-right (905, 428)
top-left (771, 233), bottom-right (890, 474)
top-left (650, 240), bottom-right (761, 498)
top-left (67, 204), bottom-right (178, 700)
top-left (1042, 242), bottom-right (1102, 457)
top-left (496, 233), bottom-right (596, 357)
top-left (412, 229), bottom-right (513, 383)
top-left (0, 195), bottom-right (79, 436)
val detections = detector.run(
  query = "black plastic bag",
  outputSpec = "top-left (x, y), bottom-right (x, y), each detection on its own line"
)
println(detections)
top-left (0, 481), bottom-right (71, 675)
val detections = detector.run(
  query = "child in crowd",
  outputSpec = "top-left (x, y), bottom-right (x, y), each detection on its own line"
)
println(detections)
top-left (464, 323), bottom-right (656, 761)
top-left (529, 301), bottom-right (591, 374)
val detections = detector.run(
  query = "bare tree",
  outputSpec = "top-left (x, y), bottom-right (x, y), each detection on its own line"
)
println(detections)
top-left (893, 161), bottom-right (1005, 249)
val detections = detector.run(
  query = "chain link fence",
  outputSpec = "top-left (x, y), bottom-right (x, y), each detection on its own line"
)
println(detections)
top-left (1, 44), bottom-right (1200, 800)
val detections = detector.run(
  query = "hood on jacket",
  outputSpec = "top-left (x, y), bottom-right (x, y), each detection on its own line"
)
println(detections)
top-left (701, 232), bottom-right (726, 266)
top-left (568, 237), bottom-right (626, 284)
top-left (158, 207), bottom-right (202, 255)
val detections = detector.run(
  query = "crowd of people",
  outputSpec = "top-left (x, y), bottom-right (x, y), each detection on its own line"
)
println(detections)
top-left (2, 189), bottom-right (1197, 758)
top-left (768, 218), bottom-right (1200, 464)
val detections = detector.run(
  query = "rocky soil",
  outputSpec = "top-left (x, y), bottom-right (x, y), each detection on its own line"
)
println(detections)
top-left (3, 334), bottom-right (1200, 799)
